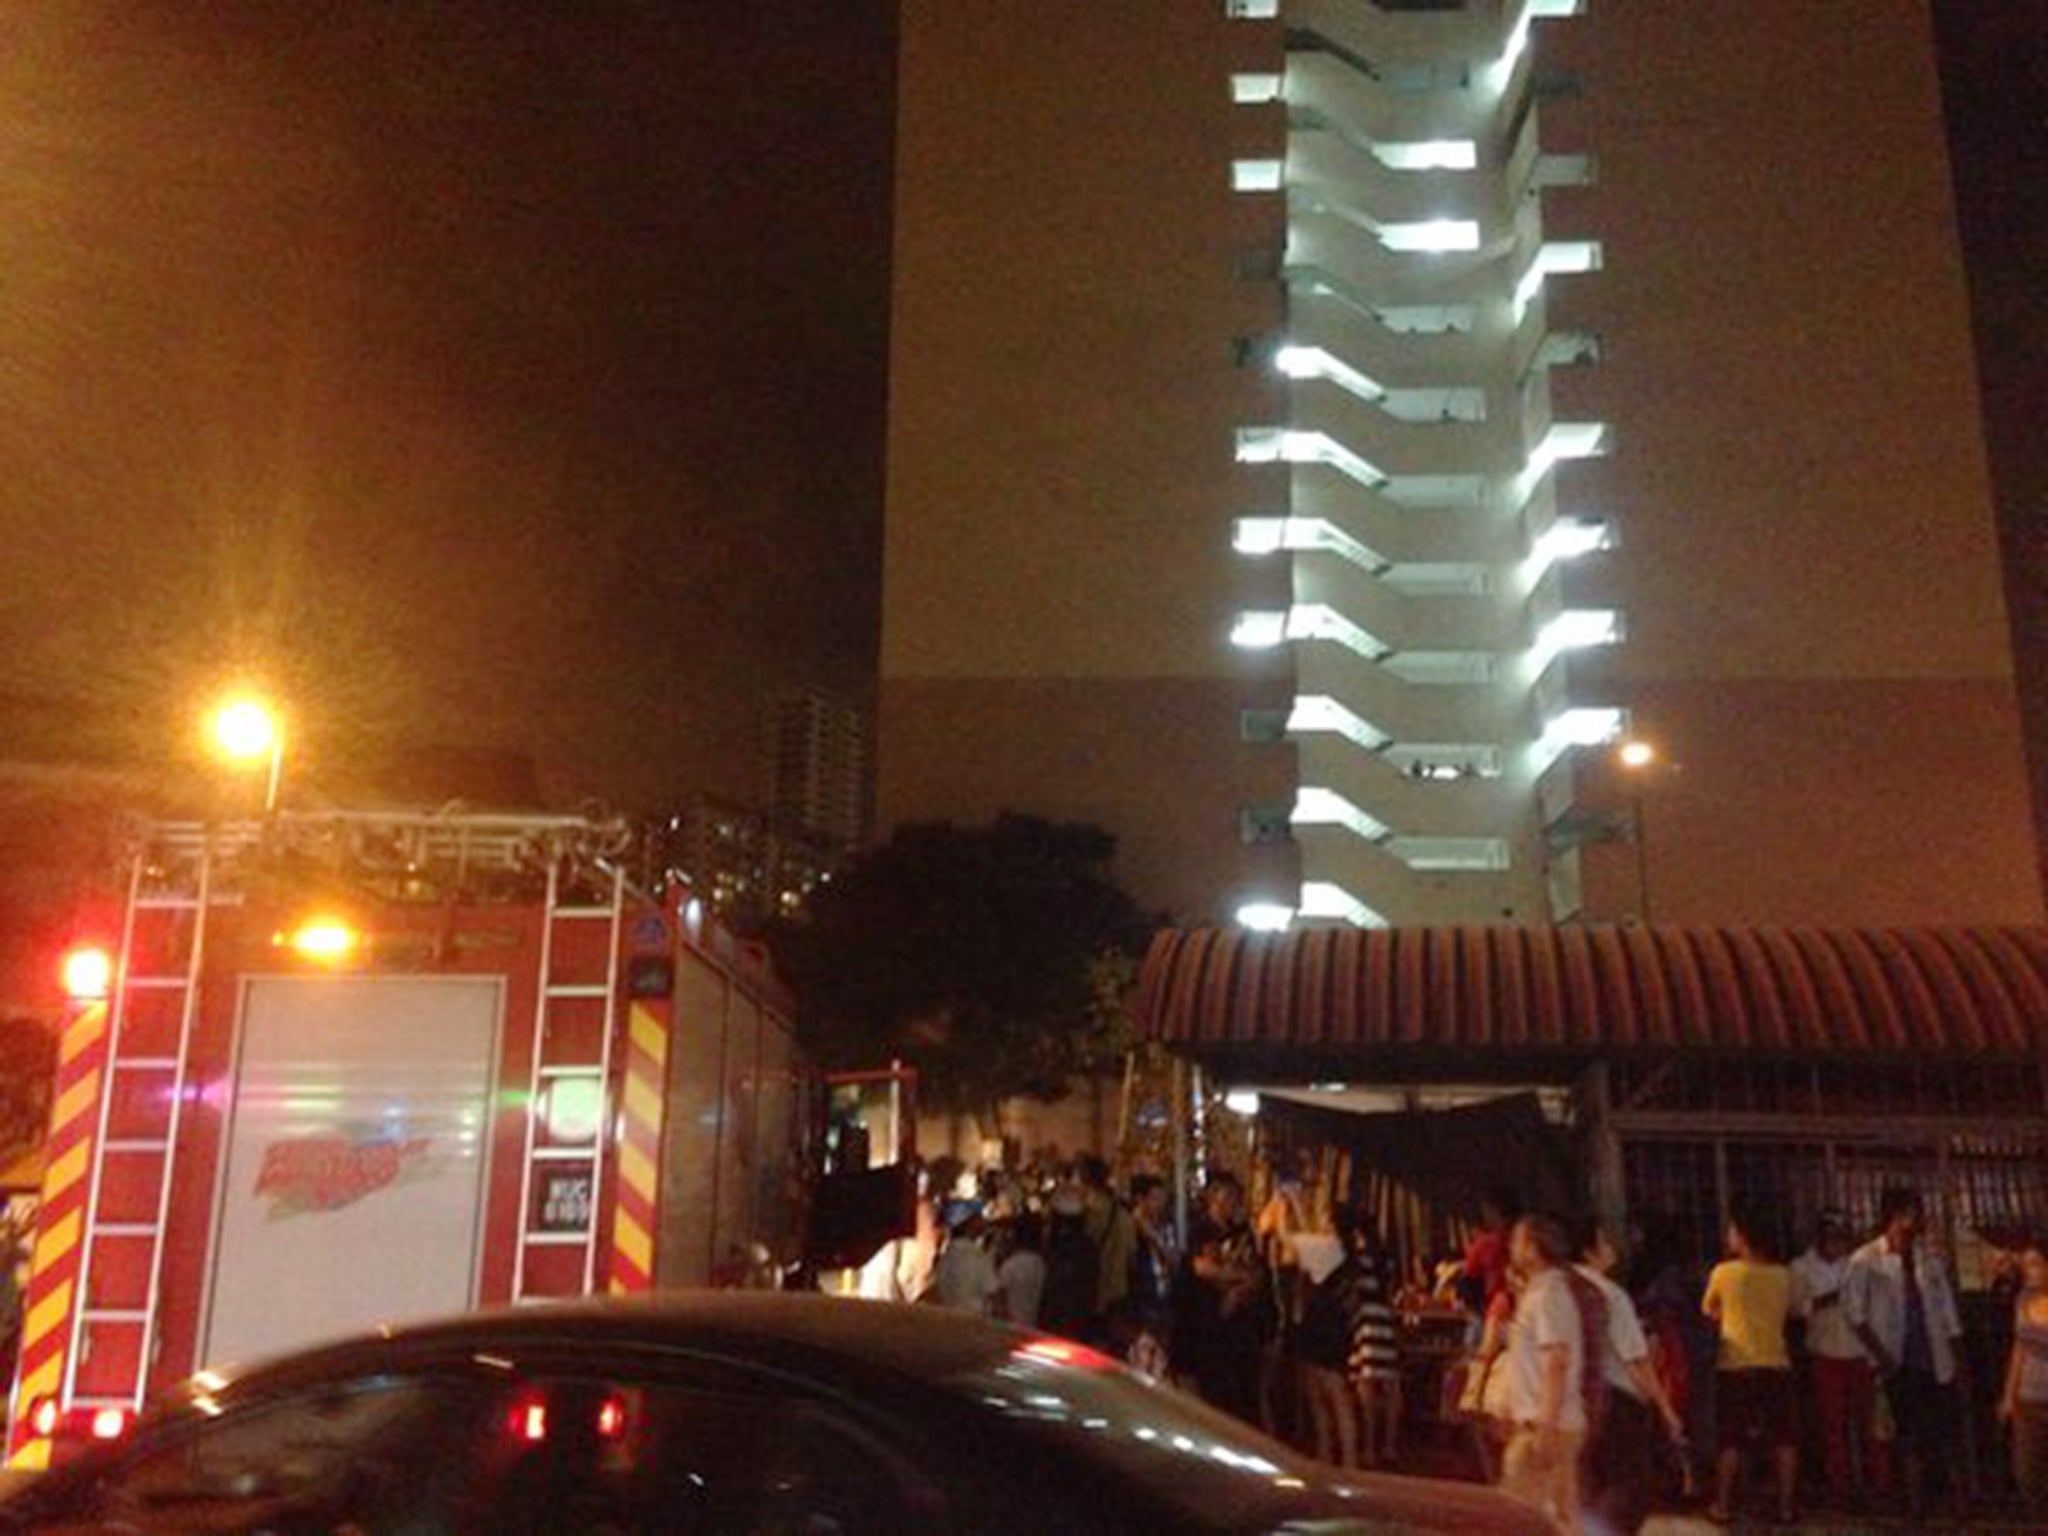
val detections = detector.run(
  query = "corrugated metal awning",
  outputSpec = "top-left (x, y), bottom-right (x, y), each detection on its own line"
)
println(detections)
top-left (1136, 926), bottom-right (2048, 1062)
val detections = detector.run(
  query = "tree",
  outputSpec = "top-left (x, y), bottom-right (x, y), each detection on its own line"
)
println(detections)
top-left (768, 814), bottom-right (1152, 1119)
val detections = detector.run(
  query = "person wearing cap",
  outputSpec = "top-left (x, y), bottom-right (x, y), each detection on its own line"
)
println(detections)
top-left (1793, 1210), bottom-right (1881, 1506)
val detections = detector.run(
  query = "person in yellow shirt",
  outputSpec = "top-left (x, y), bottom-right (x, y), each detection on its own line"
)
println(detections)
top-left (1702, 1205), bottom-right (1799, 1525)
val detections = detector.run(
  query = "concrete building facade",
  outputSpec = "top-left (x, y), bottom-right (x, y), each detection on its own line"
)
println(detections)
top-left (878, 0), bottom-right (2041, 932)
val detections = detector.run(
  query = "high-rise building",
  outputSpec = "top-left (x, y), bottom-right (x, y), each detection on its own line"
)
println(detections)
top-left (652, 793), bottom-right (838, 932)
top-left (758, 690), bottom-right (870, 854)
top-left (878, 0), bottom-right (2040, 930)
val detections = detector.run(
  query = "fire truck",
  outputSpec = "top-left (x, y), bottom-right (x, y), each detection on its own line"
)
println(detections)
top-left (5, 809), bottom-right (914, 1468)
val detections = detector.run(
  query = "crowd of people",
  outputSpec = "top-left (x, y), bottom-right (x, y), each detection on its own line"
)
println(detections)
top-left (913, 1155), bottom-right (2048, 1533)
top-left (1444, 1183), bottom-right (2047, 1532)
top-left (919, 1154), bottom-right (1414, 1472)
top-left (922, 1156), bottom-right (1182, 1362)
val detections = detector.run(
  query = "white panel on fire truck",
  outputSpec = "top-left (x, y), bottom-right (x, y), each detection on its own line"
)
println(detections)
top-left (202, 976), bottom-right (500, 1368)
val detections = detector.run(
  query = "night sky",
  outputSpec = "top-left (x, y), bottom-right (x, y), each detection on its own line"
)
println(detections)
top-left (0, 2), bottom-right (895, 813)
top-left (0, 3), bottom-right (2041, 928)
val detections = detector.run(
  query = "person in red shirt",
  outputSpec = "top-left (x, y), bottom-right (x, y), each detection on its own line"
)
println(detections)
top-left (1462, 1187), bottom-right (1520, 1312)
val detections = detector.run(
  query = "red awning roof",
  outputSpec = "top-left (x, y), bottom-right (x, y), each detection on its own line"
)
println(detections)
top-left (1136, 926), bottom-right (2048, 1061)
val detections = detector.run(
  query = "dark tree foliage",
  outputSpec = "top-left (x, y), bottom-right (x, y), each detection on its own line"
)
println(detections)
top-left (768, 815), bottom-right (1152, 1116)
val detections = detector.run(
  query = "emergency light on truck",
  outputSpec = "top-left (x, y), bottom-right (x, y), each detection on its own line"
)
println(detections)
top-left (276, 916), bottom-right (359, 963)
top-left (60, 946), bottom-right (112, 1002)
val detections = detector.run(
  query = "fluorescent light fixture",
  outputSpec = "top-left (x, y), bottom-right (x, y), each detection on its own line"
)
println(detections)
top-left (1231, 611), bottom-right (1288, 649)
top-left (1231, 72), bottom-right (1284, 104)
top-left (1485, 7), bottom-right (1535, 93)
top-left (1232, 518), bottom-right (1286, 555)
top-left (1235, 429), bottom-right (1395, 491)
top-left (1381, 219), bottom-right (1482, 254)
top-left (1232, 159), bottom-right (1284, 193)
top-left (1232, 516), bottom-right (1386, 568)
top-left (1272, 344), bottom-right (1321, 379)
top-left (1236, 902), bottom-right (1295, 933)
top-left (1514, 241), bottom-right (1605, 321)
top-left (1533, 608), bottom-right (1621, 667)
top-left (1271, 344), bottom-right (1390, 406)
top-left (1292, 786), bottom-right (1391, 842)
top-left (1286, 695), bottom-right (1389, 749)
top-left (1299, 881), bottom-right (1388, 928)
top-left (1287, 603), bottom-right (1392, 660)
top-left (1517, 422), bottom-right (1612, 506)
top-left (1536, 706), bottom-right (1625, 763)
top-left (1544, 422), bottom-right (1610, 461)
top-left (1530, 518), bottom-right (1611, 570)
top-left (1374, 140), bottom-right (1479, 172)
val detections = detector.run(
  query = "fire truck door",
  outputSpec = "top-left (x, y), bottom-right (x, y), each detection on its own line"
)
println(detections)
top-left (202, 977), bottom-right (500, 1368)
top-left (804, 1067), bottom-right (919, 1274)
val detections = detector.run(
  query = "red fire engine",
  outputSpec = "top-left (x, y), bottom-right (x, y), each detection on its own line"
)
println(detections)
top-left (5, 809), bottom-right (913, 1468)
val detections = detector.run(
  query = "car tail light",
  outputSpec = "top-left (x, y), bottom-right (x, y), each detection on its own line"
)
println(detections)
top-left (596, 1396), bottom-right (627, 1440)
top-left (89, 1407), bottom-right (130, 1441)
top-left (510, 1400), bottom-right (548, 1444)
top-left (1013, 1338), bottom-right (1116, 1371)
top-left (26, 1397), bottom-right (59, 1438)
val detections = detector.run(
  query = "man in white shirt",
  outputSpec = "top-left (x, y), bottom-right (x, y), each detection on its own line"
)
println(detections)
top-left (1576, 1220), bottom-right (1685, 1535)
top-left (1793, 1210), bottom-right (1879, 1505)
top-left (1500, 1214), bottom-right (1587, 1532)
top-left (934, 1211), bottom-right (1001, 1316)
top-left (1845, 1188), bottom-right (1967, 1522)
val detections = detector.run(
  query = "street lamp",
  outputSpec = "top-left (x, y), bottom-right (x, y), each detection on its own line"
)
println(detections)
top-left (208, 693), bottom-right (285, 814)
top-left (1616, 738), bottom-right (1657, 922)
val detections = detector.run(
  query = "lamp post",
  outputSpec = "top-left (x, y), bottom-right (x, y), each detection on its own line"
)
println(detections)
top-left (1616, 738), bottom-right (1656, 923)
top-left (209, 693), bottom-right (285, 814)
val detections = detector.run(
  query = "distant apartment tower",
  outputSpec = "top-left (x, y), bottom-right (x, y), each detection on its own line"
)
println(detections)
top-left (659, 794), bottom-right (837, 932)
top-left (879, 1), bottom-right (2040, 930)
top-left (759, 690), bottom-right (870, 854)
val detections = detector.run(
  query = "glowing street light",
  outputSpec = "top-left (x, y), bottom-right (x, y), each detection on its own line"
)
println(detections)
top-left (208, 693), bottom-right (285, 813)
top-left (1617, 739), bottom-right (1657, 771)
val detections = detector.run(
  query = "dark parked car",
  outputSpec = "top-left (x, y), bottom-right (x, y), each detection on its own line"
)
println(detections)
top-left (0, 1293), bottom-right (1547, 1533)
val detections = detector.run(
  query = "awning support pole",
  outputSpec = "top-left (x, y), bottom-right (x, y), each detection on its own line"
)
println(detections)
top-left (1170, 1055), bottom-right (1190, 1248)
top-left (1583, 1059), bottom-right (1628, 1246)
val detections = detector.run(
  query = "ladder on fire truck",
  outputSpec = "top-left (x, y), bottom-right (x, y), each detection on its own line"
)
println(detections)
top-left (56, 809), bottom-right (638, 1409)
top-left (511, 857), bottom-right (628, 1301)
top-left (64, 838), bottom-right (215, 1414)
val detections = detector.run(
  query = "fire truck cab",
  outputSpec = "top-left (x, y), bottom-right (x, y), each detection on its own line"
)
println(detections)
top-left (6, 809), bottom-right (912, 1468)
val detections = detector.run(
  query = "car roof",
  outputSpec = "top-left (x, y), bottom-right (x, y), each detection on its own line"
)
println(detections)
top-left (150, 1295), bottom-right (1551, 1535)
top-left (200, 1292), bottom-right (1023, 1399)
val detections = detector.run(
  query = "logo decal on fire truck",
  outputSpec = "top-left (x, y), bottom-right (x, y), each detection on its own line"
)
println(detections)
top-left (255, 1131), bottom-right (434, 1219)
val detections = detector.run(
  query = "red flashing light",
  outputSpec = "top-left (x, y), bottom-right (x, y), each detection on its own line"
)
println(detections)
top-left (511, 1400), bottom-right (548, 1444)
top-left (596, 1396), bottom-right (627, 1440)
top-left (89, 1407), bottom-right (130, 1441)
top-left (1013, 1337), bottom-right (1116, 1371)
top-left (26, 1397), bottom-right (59, 1439)
top-left (61, 946), bottom-right (113, 1003)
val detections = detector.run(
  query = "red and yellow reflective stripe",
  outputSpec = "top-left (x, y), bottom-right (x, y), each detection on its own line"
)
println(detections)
top-left (607, 1001), bottom-right (668, 1295)
top-left (8, 1002), bottom-right (110, 1468)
